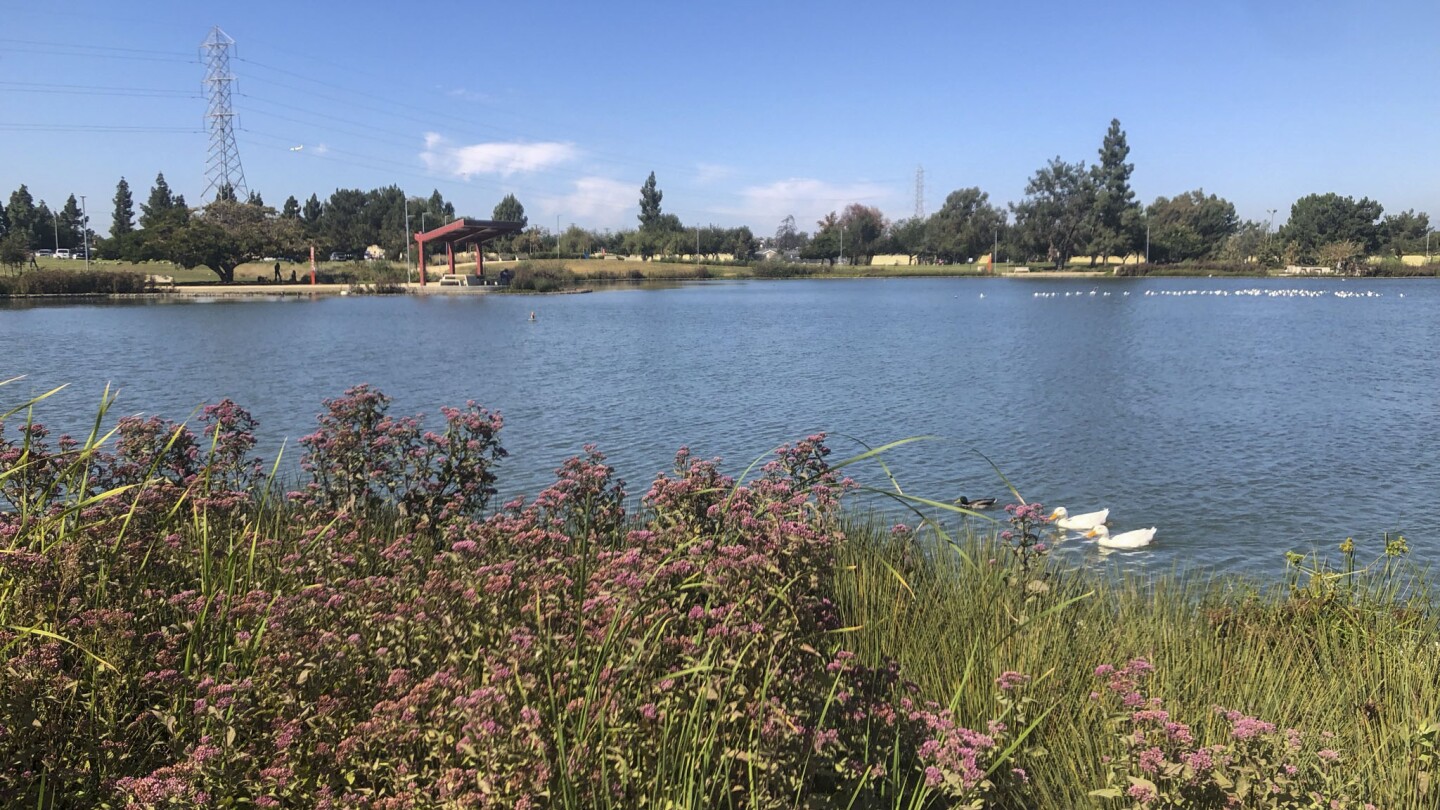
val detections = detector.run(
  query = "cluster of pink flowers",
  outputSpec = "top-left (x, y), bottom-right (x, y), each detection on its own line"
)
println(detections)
top-left (0, 388), bottom-right (1032, 807)
top-left (1091, 658), bottom-right (1369, 808)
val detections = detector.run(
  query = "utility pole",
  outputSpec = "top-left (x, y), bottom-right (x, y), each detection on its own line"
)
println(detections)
top-left (79, 195), bottom-right (89, 270)
top-left (404, 196), bottom-right (412, 282)
top-left (840, 225), bottom-right (845, 267)
top-left (1266, 208), bottom-right (1277, 263)
top-left (200, 26), bottom-right (248, 200)
top-left (52, 210), bottom-right (59, 252)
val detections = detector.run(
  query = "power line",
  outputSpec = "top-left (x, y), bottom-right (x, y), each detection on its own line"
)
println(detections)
top-left (0, 37), bottom-right (195, 58)
top-left (0, 80), bottom-right (198, 98)
top-left (0, 123), bottom-right (203, 133)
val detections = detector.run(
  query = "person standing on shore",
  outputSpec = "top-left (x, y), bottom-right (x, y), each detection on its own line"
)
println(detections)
top-left (273, 262), bottom-right (282, 282)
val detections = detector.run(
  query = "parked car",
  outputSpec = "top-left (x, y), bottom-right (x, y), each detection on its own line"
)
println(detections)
top-left (328, 251), bottom-right (354, 261)
top-left (54, 249), bottom-right (71, 259)
top-left (36, 249), bottom-right (54, 258)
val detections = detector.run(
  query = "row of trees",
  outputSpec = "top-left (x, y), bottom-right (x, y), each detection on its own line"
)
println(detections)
top-left (4, 124), bottom-right (1432, 278)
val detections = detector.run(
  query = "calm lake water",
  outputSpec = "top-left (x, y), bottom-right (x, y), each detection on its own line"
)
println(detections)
top-left (5, 276), bottom-right (1438, 577)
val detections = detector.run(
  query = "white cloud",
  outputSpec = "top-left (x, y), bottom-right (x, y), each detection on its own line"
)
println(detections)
top-left (420, 133), bottom-right (577, 179)
top-left (545, 176), bottom-right (636, 230)
top-left (442, 86), bottom-right (490, 103)
top-left (694, 162), bottom-right (735, 184)
top-left (735, 178), bottom-right (898, 230)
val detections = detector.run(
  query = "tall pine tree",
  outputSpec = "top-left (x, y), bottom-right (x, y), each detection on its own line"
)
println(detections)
top-left (140, 173), bottom-right (176, 229)
top-left (1091, 119), bottom-right (1141, 263)
top-left (59, 195), bottom-right (84, 250)
top-left (638, 171), bottom-right (663, 230)
top-left (111, 177), bottom-right (135, 236)
top-left (7, 185), bottom-right (38, 249)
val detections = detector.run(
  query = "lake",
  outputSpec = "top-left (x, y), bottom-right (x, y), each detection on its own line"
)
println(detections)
top-left (4, 276), bottom-right (1437, 577)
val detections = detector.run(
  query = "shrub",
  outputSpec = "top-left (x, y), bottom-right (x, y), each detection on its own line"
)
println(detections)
top-left (508, 261), bottom-right (577, 292)
top-left (0, 268), bottom-right (153, 296)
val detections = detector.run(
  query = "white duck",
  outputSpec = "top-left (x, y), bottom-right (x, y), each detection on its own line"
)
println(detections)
top-left (1084, 524), bottom-right (1157, 550)
top-left (1047, 506), bottom-right (1109, 531)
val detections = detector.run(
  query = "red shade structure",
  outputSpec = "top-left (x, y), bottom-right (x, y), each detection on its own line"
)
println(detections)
top-left (413, 218), bottom-right (526, 286)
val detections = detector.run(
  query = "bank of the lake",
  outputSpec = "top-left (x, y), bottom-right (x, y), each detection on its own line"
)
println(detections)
top-left (1, 389), bottom-right (1432, 808)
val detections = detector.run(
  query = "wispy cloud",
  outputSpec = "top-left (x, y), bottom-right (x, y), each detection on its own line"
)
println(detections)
top-left (736, 178), bottom-right (897, 230)
top-left (420, 133), bottom-right (577, 179)
top-left (545, 176), bottom-right (636, 230)
top-left (694, 162), bottom-right (735, 184)
top-left (442, 86), bottom-right (490, 103)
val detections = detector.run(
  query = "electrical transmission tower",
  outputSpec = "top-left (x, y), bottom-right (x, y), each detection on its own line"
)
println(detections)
top-left (200, 26), bottom-right (248, 201)
top-left (914, 165), bottom-right (925, 219)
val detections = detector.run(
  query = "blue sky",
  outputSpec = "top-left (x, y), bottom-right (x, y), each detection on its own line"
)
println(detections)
top-left (3, 0), bottom-right (1436, 237)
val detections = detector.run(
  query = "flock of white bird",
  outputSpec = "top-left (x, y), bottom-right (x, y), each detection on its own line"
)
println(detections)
top-left (1047, 506), bottom-right (1157, 551)
top-left (1029, 288), bottom-right (1400, 299)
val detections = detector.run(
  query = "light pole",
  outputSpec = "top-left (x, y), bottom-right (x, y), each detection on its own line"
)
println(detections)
top-left (1265, 208), bottom-right (1277, 263)
top-left (79, 195), bottom-right (89, 270)
top-left (404, 196), bottom-right (412, 281)
top-left (1144, 219), bottom-right (1150, 265)
top-left (52, 210), bottom-right (59, 253)
top-left (839, 225), bottom-right (845, 267)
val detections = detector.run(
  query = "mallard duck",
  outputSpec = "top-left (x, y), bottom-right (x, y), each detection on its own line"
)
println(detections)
top-left (1083, 524), bottom-right (1157, 550)
top-left (955, 496), bottom-right (998, 510)
top-left (1047, 506), bottom-right (1108, 531)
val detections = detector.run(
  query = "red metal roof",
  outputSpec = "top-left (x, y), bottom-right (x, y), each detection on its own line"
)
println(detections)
top-left (414, 218), bottom-right (525, 246)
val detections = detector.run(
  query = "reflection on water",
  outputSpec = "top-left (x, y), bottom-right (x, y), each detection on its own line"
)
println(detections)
top-left (4, 276), bottom-right (1438, 577)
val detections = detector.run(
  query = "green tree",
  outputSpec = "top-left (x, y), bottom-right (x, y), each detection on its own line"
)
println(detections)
top-left (57, 195), bottom-right (85, 251)
top-left (7, 185), bottom-right (38, 249)
top-left (492, 193), bottom-right (527, 224)
top-left (725, 225), bottom-right (756, 260)
top-left (838, 203), bottom-right (888, 265)
top-left (1219, 220), bottom-right (1270, 265)
top-left (214, 183), bottom-right (239, 203)
top-left (1090, 119), bottom-right (1142, 263)
top-left (1144, 190), bottom-right (1239, 263)
top-left (0, 232), bottom-right (29, 270)
top-left (1010, 158), bottom-right (1095, 269)
top-left (802, 212), bottom-right (842, 266)
top-left (320, 188), bottom-right (369, 254)
top-left (1280, 193), bottom-right (1383, 263)
top-left (111, 177), bottom-right (135, 237)
top-left (1379, 209), bottom-right (1430, 258)
top-left (139, 173), bottom-right (182, 229)
top-left (886, 216), bottom-right (927, 264)
top-left (927, 187), bottom-right (1006, 264)
top-left (0, 198), bottom-right (8, 239)
top-left (557, 224), bottom-right (592, 256)
top-left (773, 215), bottom-right (806, 253)
top-left (31, 200), bottom-right (56, 252)
top-left (302, 193), bottom-right (323, 230)
top-left (638, 171), bottom-right (663, 231)
top-left (159, 200), bottom-right (305, 283)
top-left (427, 189), bottom-right (454, 222)
top-left (281, 195), bottom-right (301, 220)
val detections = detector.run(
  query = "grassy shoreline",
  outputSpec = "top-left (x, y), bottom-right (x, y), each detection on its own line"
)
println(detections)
top-left (2, 386), bottom-right (1434, 807)
top-left (6, 257), bottom-right (1437, 300)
